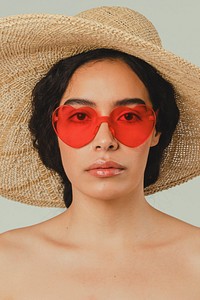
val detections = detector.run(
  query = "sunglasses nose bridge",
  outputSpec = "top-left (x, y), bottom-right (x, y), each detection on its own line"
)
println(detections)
top-left (98, 116), bottom-right (115, 135)
top-left (97, 116), bottom-right (110, 129)
top-left (99, 116), bottom-right (109, 123)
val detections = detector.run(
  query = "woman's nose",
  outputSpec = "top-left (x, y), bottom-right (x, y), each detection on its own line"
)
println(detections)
top-left (91, 122), bottom-right (119, 151)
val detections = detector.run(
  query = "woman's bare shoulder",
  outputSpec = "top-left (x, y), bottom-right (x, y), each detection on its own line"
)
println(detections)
top-left (176, 220), bottom-right (200, 286)
top-left (0, 228), bottom-right (31, 297)
top-left (158, 210), bottom-right (200, 240)
top-left (157, 211), bottom-right (200, 262)
top-left (0, 220), bottom-right (54, 256)
top-left (0, 224), bottom-right (51, 298)
top-left (179, 220), bottom-right (200, 254)
top-left (0, 226), bottom-right (41, 267)
top-left (0, 214), bottom-right (64, 265)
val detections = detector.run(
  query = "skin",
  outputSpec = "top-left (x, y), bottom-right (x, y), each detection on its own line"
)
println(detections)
top-left (0, 59), bottom-right (200, 299)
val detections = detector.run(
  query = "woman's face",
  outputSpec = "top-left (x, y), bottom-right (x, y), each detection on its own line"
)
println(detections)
top-left (58, 59), bottom-right (159, 201)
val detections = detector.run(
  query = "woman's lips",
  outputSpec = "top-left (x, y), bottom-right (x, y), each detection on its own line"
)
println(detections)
top-left (86, 161), bottom-right (125, 178)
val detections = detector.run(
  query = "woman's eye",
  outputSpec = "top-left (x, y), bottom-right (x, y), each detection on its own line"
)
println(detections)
top-left (70, 112), bottom-right (89, 121)
top-left (76, 113), bottom-right (87, 120)
top-left (119, 112), bottom-right (140, 121)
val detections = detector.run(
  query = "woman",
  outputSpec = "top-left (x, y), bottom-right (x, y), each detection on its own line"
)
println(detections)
top-left (0, 6), bottom-right (200, 299)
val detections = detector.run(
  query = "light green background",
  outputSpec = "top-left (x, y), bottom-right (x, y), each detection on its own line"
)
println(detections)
top-left (0, 0), bottom-right (200, 232)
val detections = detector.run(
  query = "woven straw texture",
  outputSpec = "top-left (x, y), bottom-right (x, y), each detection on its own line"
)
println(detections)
top-left (0, 6), bottom-right (200, 207)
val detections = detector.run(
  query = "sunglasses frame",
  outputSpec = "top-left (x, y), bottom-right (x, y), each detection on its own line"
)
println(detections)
top-left (52, 104), bottom-right (157, 148)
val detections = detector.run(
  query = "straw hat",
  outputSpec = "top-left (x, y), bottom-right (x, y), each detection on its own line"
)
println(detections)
top-left (0, 6), bottom-right (200, 207)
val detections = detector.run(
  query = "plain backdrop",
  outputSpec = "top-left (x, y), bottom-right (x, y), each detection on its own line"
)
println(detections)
top-left (0, 0), bottom-right (200, 233)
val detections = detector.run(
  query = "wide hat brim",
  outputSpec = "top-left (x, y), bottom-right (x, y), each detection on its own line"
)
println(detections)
top-left (0, 6), bottom-right (200, 207)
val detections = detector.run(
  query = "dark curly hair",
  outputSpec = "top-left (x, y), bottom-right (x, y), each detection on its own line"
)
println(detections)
top-left (29, 48), bottom-right (180, 208)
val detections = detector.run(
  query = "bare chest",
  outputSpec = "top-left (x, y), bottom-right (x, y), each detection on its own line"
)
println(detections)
top-left (10, 252), bottom-right (200, 300)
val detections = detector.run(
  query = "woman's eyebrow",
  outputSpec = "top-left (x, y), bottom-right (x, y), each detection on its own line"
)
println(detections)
top-left (64, 98), bottom-right (96, 107)
top-left (115, 98), bottom-right (145, 106)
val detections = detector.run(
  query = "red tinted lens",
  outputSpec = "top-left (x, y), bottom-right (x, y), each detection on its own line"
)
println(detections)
top-left (52, 104), bottom-right (156, 148)
top-left (109, 105), bottom-right (156, 147)
top-left (52, 105), bottom-right (98, 148)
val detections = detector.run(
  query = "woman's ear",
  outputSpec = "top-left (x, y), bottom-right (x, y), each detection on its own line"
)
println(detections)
top-left (150, 129), bottom-right (161, 147)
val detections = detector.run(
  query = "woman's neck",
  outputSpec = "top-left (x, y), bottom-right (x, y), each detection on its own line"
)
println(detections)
top-left (59, 188), bottom-right (159, 250)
